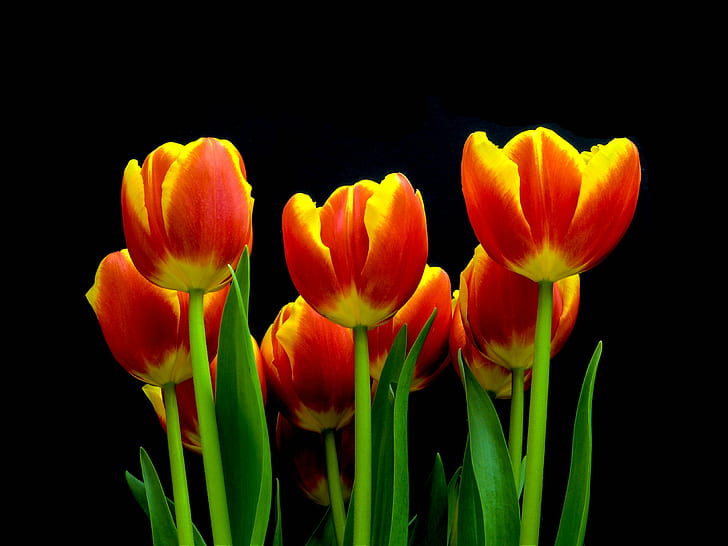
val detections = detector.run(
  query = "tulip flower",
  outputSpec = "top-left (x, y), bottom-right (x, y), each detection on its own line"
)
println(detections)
top-left (121, 137), bottom-right (253, 293)
top-left (283, 173), bottom-right (428, 544)
top-left (368, 265), bottom-right (452, 391)
top-left (261, 296), bottom-right (355, 433)
top-left (458, 245), bottom-right (580, 371)
top-left (86, 249), bottom-right (228, 386)
top-left (449, 290), bottom-right (532, 399)
top-left (275, 414), bottom-right (354, 507)
top-left (461, 127), bottom-right (640, 283)
top-left (143, 337), bottom-right (267, 454)
top-left (281, 172), bottom-right (428, 329)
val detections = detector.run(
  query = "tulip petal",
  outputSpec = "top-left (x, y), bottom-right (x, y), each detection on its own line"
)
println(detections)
top-left (359, 173), bottom-right (428, 320)
top-left (86, 250), bottom-right (191, 385)
top-left (504, 128), bottom-right (583, 248)
top-left (161, 138), bottom-right (252, 289)
top-left (320, 182), bottom-right (375, 287)
top-left (567, 138), bottom-right (641, 271)
top-left (282, 193), bottom-right (341, 315)
top-left (461, 132), bottom-right (533, 274)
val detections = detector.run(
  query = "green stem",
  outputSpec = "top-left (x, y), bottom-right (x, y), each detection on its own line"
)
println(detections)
top-left (163, 382), bottom-right (195, 546)
top-left (519, 281), bottom-right (554, 546)
top-left (508, 367), bottom-right (525, 491)
top-left (188, 289), bottom-right (232, 546)
top-left (324, 429), bottom-right (347, 546)
top-left (352, 325), bottom-right (372, 546)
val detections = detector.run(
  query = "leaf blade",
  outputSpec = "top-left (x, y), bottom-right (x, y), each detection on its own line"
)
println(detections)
top-left (554, 341), bottom-right (602, 546)
top-left (459, 352), bottom-right (520, 546)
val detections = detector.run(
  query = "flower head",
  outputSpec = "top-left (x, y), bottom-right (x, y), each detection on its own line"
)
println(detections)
top-left (458, 245), bottom-right (580, 370)
top-left (86, 249), bottom-right (227, 385)
top-left (461, 127), bottom-right (640, 282)
top-left (261, 297), bottom-right (355, 433)
top-left (121, 137), bottom-right (253, 293)
top-left (282, 173), bottom-right (428, 328)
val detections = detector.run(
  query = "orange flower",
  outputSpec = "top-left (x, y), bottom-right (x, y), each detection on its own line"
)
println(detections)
top-left (458, 245), bottom-right (580, 370)
top-left (461, 127), bottom-right (640, 282)
top-left (275, 414), bottom-right (354, 506)
top-left (261, 297), bottom-right (355, 433)
top-left (86, 249), bottom-right (228, 385)
top-left (143, 338), bottom-right (267, 454)
top-left (368, 265), bottom-right (452, 391)
top-left (282, 173), bottom-right (427, 328)
top-left (121, 137), bottom-right (253, 293)
top-left (450, 290), bottom-right (532, 399)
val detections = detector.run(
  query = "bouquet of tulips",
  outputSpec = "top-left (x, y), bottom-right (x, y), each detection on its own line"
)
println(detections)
top-left (87, 127), bottom-right (641, 546)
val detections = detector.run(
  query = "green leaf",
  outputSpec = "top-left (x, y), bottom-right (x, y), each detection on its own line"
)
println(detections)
top-left (458, 352), bottom-right (520, 546)
top-left (271, 479), bottom-right (283, 546)
top-left (408, 453), bottom-right (448, 546)
top-left (446, 466), bottom-right (462, 543)
top-left (368, 310), bottom-right (437, 546)
top-left (126, 470), bottom-right (207, 546)
top-left (555, 341), bottom-right (602, 546)
top-left (454, 440), bottom-right (485, 546)
top-left (137, 447), bottom-right (178, 546)
top-left (216, 249), bottom-right (272, 546)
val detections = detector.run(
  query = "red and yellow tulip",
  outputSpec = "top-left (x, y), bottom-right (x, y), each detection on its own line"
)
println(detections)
top-left (450, 290), bottom-right (532, 399)
top-left (86, 249), bottom-right (228, 385)
top-left (458, 245), bottom-right (580, 370)
top-left (368, 265), bottom-right (452, 391)
top-left (261, 297), bottom-right (355, 433)
top-left (461, 127), bottom-right (640, 282)
top-left (121, 137), bottom-right (254, 293)
top-left (282, 173), bottom-right (428, 328)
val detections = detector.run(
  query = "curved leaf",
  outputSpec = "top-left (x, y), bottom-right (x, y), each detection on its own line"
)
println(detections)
top-left (555, 341), bottom-right (602, 546)
top-left (458, 352), bottom-right (520, 546)
top-left (216, 249), bottom-right (272, 546)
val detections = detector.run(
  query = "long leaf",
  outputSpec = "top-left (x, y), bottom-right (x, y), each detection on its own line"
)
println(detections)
top-left (408, 453), bottom-right (448, 546)
top-left (389, 310), bottom-right (436, 545)
top-left (369, 327), bottom-right (407, 546)
top-left (554, 341), bottom-right (602, 546)
top-left (216, 249), bottom-right (272, 546)
top-left (126, 470), bottom-right (207, 546)
top-left (138, 447), bottom-right (178, 546)
top-left (459, 353), bottom-right (520, 546)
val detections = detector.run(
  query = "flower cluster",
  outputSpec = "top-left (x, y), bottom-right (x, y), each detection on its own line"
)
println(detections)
top-left (88, 126), bottom-right (640, 546)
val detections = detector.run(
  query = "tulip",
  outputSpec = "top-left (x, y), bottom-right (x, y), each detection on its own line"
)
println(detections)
top-left (449, 289), bottom-right (532, 399)
top-left (261, 296), bottom-right (355, 433)
top-left (368, 265), bottom-right (452, 391)
top-left (283, 173), bottom-right (427, 545)
top-left (281, 172), bottom-right (428, 329)
top-left (461, 127), bottom-right (640, 283)
top-left (275, 414), bottom-right (354, 507)
top-left (458, 245), bottom-right (580, 371)
top-left (121, 137), bottom-right (253, 293)
top-left (86, 249), bottom-right (228, 386)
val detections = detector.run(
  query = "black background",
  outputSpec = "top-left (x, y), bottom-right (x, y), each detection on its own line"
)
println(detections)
top-left (25, 40), bottom-right (679, 544)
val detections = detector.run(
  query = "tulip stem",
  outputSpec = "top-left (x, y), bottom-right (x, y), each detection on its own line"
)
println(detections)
top-left (520, 281), bottom-right (554, 546)
top-left (509, 367), bottom-right (525, 492)
top-left (352, 325), bottom-right (372, 546)
top-left (163, 382), bottom-right (195, 546)
top-left (188, 289), bottom-right (232, 546)
top-left (324, 428), bottom-right (347, 546)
